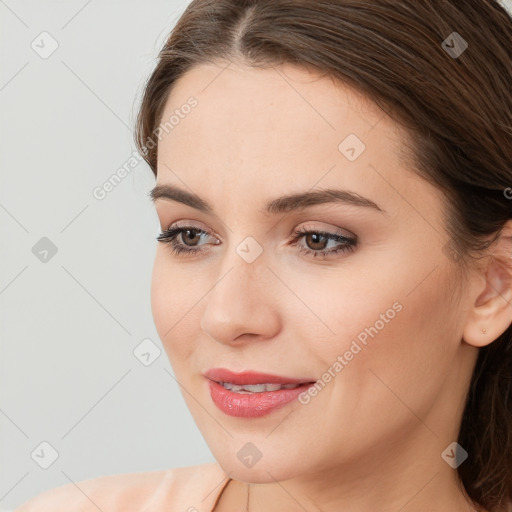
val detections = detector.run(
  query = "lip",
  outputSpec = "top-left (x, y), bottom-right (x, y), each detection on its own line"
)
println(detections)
top-left (204, 368), bottom-right (314, 385)
top-left (204, 368), bottom-right (317, 418)
top-left (207, 380), bottom-right (315, 418)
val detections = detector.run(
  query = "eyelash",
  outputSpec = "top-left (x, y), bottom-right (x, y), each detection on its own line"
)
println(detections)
top-left (156, 225), bottom-right (357, 259)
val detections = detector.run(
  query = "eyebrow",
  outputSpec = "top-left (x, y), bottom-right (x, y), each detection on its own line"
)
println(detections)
top-left (149, 184), bottom-right (385, 215)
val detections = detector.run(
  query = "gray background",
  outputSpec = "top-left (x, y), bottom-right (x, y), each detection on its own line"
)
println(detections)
top-left (0, 1), bottom-right (216, 510)
top-left (1, 0), bottom-right (512, 510)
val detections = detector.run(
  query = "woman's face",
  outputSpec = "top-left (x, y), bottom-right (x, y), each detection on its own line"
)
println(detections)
top-left (150, 61), bottom-right (479, 483)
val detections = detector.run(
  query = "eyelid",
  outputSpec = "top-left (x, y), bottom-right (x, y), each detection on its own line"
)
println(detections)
top-left (166, 219), bottom-right (219, 238)
top-left (164, 220), bottom-right (355, 243)
top-left (294, 221), bottom-right (356, 239)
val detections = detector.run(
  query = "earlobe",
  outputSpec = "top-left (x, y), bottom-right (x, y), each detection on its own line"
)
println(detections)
top-left (462, 255), bottom-right (512, 348)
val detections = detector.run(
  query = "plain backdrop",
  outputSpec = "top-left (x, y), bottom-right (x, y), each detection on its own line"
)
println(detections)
top-left (1, 0), bottom-right (512, 510)
top-left (0, 1), bottom-right (216, 510)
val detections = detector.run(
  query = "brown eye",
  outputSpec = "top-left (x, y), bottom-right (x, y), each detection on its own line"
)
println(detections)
top-left (304, 233), bottom-right (329, 251)
top-left (180, 229), bottom-right (202, 247)
top-left (156, 225), bottom-right (218, 256)
top-left (291, 227), bottom-right (357, 259)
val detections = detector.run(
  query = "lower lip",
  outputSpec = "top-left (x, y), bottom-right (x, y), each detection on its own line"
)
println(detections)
top-left (207, 379), bottom-right (315, 418)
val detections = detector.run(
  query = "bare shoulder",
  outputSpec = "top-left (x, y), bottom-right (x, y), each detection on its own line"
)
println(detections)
top-left (14, 462), bottom-right (225, 512)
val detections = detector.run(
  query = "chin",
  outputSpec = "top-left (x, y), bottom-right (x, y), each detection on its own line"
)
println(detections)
top-left (214, 450), bottom-right (308, 484)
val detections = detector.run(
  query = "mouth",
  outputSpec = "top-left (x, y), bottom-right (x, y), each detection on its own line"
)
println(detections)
top-left (204, 367), bottom-right (315, 386)
top-left (204, 368), bottom-right (317, 417)
top-left (215, 382), bottom-right (307, 393)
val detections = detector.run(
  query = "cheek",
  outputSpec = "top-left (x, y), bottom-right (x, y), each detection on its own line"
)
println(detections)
top-left (303, 261), bottom-right (456, 403)
top-left (150, 253), bottom-right (172, 338)
top-left (150, 251), bottom-right (200, 365)
top-left (333, 270), bottom-right (457, 425)
top-left (276, 262), bottom-right (402, 357)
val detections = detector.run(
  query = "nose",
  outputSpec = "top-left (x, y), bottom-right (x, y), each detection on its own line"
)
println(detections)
top-left (200, 257), bottom-right (281, 347)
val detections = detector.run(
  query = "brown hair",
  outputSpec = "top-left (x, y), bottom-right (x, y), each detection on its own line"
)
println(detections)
top-left (134, 1), bottom-right (512, 510)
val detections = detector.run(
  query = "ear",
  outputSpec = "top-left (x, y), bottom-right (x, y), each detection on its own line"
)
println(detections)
top-left (463, 222), bottom-right (512, 348)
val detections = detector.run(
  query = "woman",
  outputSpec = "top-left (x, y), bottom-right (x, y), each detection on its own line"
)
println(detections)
top-left (15, 0), bottom-right (512, 511)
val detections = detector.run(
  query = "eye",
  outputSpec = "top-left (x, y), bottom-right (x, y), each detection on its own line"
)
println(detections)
top-left (290, 226), bottom-right (357, 259)
top-left (156, 225), bottom-right (219, 256)
top-left (156, 224), bottom-right (357, 259)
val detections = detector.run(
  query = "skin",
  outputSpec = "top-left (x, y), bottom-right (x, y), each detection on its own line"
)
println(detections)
top-left (150, 60), bottom-right (512, 512)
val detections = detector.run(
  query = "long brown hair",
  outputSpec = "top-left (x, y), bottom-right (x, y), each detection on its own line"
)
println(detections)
top-left (134, 1), bottom-right (512, 510)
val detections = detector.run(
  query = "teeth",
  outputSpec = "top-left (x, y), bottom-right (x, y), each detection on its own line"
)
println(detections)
top-left (220, 382), bottom-right (301, 393)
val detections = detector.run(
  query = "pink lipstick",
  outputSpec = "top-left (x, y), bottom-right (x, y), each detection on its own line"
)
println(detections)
top-left (204, 368), bottom-right (316, 418)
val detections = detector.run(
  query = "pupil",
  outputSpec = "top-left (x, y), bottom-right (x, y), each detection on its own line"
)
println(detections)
top-left (184, 230), bottom-right (200, 245)
top-left (307, 233), bottom-right (326, 250)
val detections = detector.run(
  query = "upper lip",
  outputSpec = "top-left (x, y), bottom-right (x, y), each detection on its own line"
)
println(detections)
top-left (204, 368), bottom-right (315, 385)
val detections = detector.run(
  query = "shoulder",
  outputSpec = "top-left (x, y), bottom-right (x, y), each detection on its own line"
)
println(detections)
top-left (14, 462), bottom-right (227, 512)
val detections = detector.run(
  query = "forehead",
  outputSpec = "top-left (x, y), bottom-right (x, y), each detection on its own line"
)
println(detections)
top-left (154, 62), bottom-right (438, 220)
top-left (158, 61), bottom-right (392, 159)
